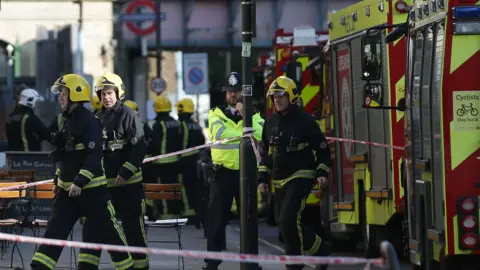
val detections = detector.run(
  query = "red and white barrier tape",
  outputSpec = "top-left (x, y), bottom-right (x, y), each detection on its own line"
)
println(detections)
top-left (326, 137), bottom-right (404, 151)
top-left (0, 232), bottom-right (384, 268)
top-left (0, 135), bottom-right (403, 192)
top-left (142, 134), bottom-right (254, 163)
top-left (0, 179), bottom-right (55, 192)
top-left (0, 135), bottom-right (258, 192)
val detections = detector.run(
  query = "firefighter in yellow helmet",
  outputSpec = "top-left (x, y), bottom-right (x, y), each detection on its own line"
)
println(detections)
top-left (258, 76), bottom-right (332, 270)
top-left (176, 98), bottom-right (206, 228)
top-left (203, 72), bottom-right (264, 270)
top-left (78, 72), bottom-right (149, 270)
top-left (146, 95), bottom-right (183, 219)
top-left (30, 74), bottom-right (134, 270)
top-left (124, 99), bottom-right (152, 143)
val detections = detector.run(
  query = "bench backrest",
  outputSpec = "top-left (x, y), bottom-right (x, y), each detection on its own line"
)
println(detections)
top-left (30, 183), bottom-right (55, 199)
top-left (143, 183), bottom-right (182, 200)
top-left (0, 182), bottom-right (28, 199)
top-left (28, 183), bottom-right (182, 200)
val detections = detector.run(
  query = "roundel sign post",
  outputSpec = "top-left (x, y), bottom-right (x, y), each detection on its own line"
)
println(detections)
top-left (150, 77), bottom-right (166, 94)
top-left (120, 0), bottom-right (167, 36)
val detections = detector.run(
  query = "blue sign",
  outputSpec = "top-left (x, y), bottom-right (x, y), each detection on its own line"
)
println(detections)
top-left (119, 12), bottom-right (166, 22)
top-left (188, 67), bottom-right (204, 86)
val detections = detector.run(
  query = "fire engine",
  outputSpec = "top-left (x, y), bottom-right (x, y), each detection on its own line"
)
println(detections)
top-left (365, 0), bottom-right (479, 268)
top-left (265, 26), bottom-right (333, 234)
top-left (324, 0), bottom-right (410, 255)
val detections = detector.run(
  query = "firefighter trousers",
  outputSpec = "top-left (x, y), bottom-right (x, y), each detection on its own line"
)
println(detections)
top-left (204, 166), bottom-right (239, 267)
top-left (150, 163), bottom-right (182, 219)
top-left (179, 158), bottom-right (203, 225)
top-left (275, 178), bottom-right (323, 269)
top-left (78, 184), bottom-right (149, 270)
top-left (30, 188), bottom-right (133, 270)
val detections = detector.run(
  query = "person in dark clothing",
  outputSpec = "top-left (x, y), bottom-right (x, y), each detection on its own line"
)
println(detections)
top-left (30, 74), bottom-right (134, 270)
top-left (203, 72), bottom-right (264, 270)
top-left (6, 88), bottom-right (50, 151)
top-left (175, 97), bottom-right (206, 228)
top-left (257, 76), bottom-right (332, 270)
top-left (78, 72), bottom-right (149, 270)
top-left (146, 94), bottom-right (183, 219)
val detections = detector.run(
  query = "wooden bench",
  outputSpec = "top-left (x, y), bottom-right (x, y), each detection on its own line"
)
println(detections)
top-left (143, 183), bottom-right (186, 270)
top-left (0, 182), bottom-right (29, 269)
top-left (30, 183), bottom-right (186, 270)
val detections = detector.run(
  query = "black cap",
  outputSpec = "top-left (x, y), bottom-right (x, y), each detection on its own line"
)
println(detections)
top-left (222, 72), bottom-right (242, 92)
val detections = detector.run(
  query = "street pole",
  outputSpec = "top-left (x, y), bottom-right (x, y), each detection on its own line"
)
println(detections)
top-left (240, 1), bottom-right (258, 270)
top-left (155, 0), bottom-right (162, 80)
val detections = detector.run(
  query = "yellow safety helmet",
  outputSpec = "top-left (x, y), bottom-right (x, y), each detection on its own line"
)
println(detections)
top-left (91, 95), bottom-right (102, 111)
top-left (124, 100), bottom-right (139, 112)
top-left (154, 95), bottom-right (172, 113)
top-left (95, 72), bottom-right (126, 100)
top-left (176, 98), bottom-right (194, 114)
top-left (266, 76), bottom-right (300, 104)
top-left (51, 74), bottom-right (91, 102)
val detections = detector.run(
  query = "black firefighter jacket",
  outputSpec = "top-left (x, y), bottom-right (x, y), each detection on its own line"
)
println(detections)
top-left (258, 105), bottom-right (331, 188)
top-left (147, 113), bottom-right (183, 165)
top-left (50, 105), bottom-right (106, 191)
top-left (178, 114), bottom-right (206, 163)
top-left (97, 102), bottom-right (147, 187)
top-left (6, 105), bottom-right (50, 152)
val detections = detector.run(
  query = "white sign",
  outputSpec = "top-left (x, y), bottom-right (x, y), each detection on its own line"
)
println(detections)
top-left (183, 53), bottom-right (209, 95)
top-left (150, 77), bottom-right (166, 94)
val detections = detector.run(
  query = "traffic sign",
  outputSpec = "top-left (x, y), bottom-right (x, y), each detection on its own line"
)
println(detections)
top-left (122, 0), bottom-right (167, 36)
top-left (183, 53), bottom-right (209, 95)
top-left (188, 67), bottom-right (204, 86)
top-left (150, 77), bottom-right (166, 94)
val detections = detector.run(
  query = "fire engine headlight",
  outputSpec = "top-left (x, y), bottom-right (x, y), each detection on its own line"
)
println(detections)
top-left (461, 197), bottom-right (476, 213)
top-left (461, 215), bottom-right (478, 231)
top-left (453, 21), bottom-right (480, 35)
top-left (461, 233), bottom-right (478, 249)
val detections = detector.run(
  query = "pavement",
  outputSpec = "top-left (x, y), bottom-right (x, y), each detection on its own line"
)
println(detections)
top-left (0, 218), bottom-right (409, 270)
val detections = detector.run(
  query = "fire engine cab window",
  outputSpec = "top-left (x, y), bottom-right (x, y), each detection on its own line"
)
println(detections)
top-left (362, 36), bottom-right (382, 80)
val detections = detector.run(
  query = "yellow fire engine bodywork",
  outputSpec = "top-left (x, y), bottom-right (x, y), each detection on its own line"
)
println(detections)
top-left (328, 0), bottom-right (411, 228)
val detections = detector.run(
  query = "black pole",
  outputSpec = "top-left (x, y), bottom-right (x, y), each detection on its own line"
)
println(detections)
top-left (155, 0), bottom-right (162, 79)
top-left (240, 1), bottom-right (258, 270)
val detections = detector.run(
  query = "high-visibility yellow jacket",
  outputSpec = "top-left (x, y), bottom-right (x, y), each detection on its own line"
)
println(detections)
top-left (208, 106), bottom-right (264, 170)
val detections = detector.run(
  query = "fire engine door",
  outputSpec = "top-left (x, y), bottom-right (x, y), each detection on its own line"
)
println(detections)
top-left (406, 24), bottom-right (446, 260)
